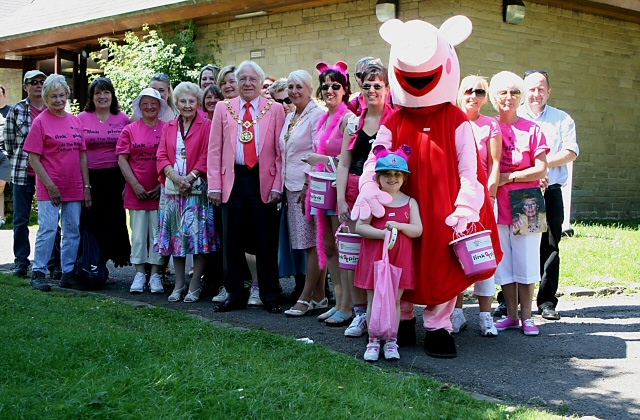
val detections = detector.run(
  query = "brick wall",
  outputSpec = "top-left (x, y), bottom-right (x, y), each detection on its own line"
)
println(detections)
top-left (0, 68), bottom-right (23, 106)
top-left (196, 0), bottom-right (639, 220)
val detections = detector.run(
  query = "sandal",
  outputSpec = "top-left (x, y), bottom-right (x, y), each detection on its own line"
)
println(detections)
top-left (168, 285), bottom-right (186, 302)
top-left (317, 307), bottom-right (337, 322)
top-left (284, 300), bottom-right (313, 317)
top-left (311, 297), bottom-right (328, 310)
top-left (183, 287), bottom-right (202, 303)
top-left (325, 310), bottom-right (352, 327)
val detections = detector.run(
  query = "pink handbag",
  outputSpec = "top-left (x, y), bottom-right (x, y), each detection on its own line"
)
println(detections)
top-left (369, 230), bottom-right (402, 340)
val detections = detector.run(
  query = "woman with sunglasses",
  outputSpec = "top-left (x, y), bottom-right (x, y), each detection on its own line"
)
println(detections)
top-left (336, 64), bottom-right (393, 336)
top-left (301, 61), bottom-right (354, 327)
top-left (269, 79), bottom-right (295, 115)
top-left (489, 71), bottom-right (549, 336)
top-left (261, 76), bottom-right (277, 99)
top-left (449, 75), bottom-right (503, 336)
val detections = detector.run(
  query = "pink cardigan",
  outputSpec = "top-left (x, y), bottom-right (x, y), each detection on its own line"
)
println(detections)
top-left (157, 113), bottom-right (212, 183)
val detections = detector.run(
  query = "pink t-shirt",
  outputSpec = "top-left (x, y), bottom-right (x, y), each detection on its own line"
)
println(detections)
top-left (471, 115), bottom-right (500, 177)
top-left (27, 105), bottom-right (45, 177)
top-left (23, 109), bottom-right (86, 202)
top-left (496, 117), bottom-right (549, 225)
top-left (115, 120), bottom-right (165, 210)
top-left (78, 111), bottom-right (129, 169)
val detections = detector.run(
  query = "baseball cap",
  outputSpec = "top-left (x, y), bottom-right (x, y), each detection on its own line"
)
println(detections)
top-left (131, 87), bottom-right (168, 119)
top-left (375, 152), bottom-right (410, 173)
top-left (23, 70), bottom-right (46, 83)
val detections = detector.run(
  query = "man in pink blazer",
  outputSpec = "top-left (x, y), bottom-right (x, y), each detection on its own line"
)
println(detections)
top-left (208, 60), bottom-right (285, 313)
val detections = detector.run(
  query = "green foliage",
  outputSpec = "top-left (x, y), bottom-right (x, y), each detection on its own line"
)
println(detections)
top-left (90, 23), bottom-right (219, 115)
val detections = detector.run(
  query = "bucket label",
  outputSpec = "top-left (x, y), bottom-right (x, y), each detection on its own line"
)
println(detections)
top-left (310, 193), bottom-right (325, 205)
top-left (465, 235), bottom-right (492, 252)
top-left (339, 241), bottom-right (361, 253)
top-left (339, 253), bottom-right (359, 265)
top-left (471, 249), bottom-right (496, 265)
top-left (311, 180), bottom-right (327, 192)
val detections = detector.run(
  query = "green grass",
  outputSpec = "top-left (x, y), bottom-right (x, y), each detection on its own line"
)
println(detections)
top-left (0, 274), bottom-right (559, 419)
top-left (560, 220), bottom-right (640, 290)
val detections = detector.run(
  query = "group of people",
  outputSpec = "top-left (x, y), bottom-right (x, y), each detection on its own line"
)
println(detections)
top-left (2, 40), bottom-right (577, 361)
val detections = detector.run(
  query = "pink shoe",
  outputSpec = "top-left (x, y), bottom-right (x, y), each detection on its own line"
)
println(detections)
top-left (521, 318), bottom-right (540, 336)
top-left (494, 316), bottom-right (520, 331)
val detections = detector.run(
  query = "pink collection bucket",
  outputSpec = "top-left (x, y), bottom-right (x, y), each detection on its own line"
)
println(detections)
top-left (309, 172), bottom-right (337, 210)
top-left (449, 229), bottom-right (496, 277)
top-left (335, 223), bottom-right (362, 270)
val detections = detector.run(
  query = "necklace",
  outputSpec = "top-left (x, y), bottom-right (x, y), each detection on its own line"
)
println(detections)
top-left (284, 106), bottom-right (315, 142)
top-left (96, 112), bottom-right (110, 123)
top-left (225, 99), bottom-right (273, 143)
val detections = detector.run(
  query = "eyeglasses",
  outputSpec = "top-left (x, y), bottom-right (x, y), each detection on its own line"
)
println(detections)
top-left (523, 69), bottom-right (549, 84)
top-left (48, 93), bottom-right (67, 100)
top-left (262, 83), bottom-right (272, 89)
top-left (464, 88), bottom-right (486, 98)
top-left (275, 97), bottom-right (292, 105)
top-left (321, 83), bottom-right (342, 91)
top-left (27, 80), bottom-right (45, 86)
top-left (362, 83), bottom-right (385, 91)
top-left (497, 89), bottom-right (521, 98)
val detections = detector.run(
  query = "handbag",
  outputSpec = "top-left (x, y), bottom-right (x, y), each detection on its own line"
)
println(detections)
top-left (369, 230), bottom-right (402, 340)
top-left (165, 176), bottom-right (204, 195)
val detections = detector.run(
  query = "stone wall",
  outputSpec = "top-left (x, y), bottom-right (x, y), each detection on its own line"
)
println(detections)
top-left (196, 0), bottom-right (639, 220)
top-left (0, 68), bottom-right (23, 105)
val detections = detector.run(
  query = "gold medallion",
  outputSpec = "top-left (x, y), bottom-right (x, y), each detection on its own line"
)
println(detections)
top-left (240, 130), bottom-right (254, 143)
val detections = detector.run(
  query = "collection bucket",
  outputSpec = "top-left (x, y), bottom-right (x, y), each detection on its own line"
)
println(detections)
top-left (449, 230), bottom-right (496, 277)
top-left (335, 222), bottom-right (362, 270)
top-left (309, 171), bottom-right (337, 210)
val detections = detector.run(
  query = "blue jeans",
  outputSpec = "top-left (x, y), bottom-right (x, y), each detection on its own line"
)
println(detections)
top-left (33, 201), bottom-right (81, 274)
top-left (12, 177), bottom-right (61, 268)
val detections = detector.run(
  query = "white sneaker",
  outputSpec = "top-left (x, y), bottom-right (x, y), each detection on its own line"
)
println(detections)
top-left (363, 339), bottom-right (380, 362)
top-left (247, 285), bottom-right (263, 307)
top-left (383, 340), bottom-right (400, 360)
top-left (130, 272), bottom-right (146, 294)
top-left (149, 273), bottom-right (164, 294)
top-left (344, 313), bottom-right (367, 337)
top-left (479, 311), bottom-right (498, 337)
top-left (211, 286), bottom-right (227, 304)
top-left (450, 308), bottom-right (467, 334)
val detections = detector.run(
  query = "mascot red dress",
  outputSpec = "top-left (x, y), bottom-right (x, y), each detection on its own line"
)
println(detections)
top-left (352, 16), bottom-right (503, 358)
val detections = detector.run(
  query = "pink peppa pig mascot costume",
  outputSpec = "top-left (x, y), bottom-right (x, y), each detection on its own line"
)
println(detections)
top-left (352, 16), bottom-right (503, 358)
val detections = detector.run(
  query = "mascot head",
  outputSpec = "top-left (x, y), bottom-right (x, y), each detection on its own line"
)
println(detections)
top-left (380, 16), bottom-right (472, 108)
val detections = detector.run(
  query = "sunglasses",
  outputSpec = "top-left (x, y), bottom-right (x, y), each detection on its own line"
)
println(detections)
top-left (362, 83), bottom-right (385, 91)
top-left (321, 83), bottom-right (342, 91)
top-left (464, 88), bottom-right (486, 98)
top-left (497, 89), bottom-right (521, 98)
top-left (262, 83), bottom-right (272, 89)
top-left (275, 97), bottom-right (292, 105)
top-left (27, 80), bottom-right (45, 86)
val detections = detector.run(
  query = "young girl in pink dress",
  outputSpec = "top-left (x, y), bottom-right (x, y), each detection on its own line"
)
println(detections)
top-left (355, 146), bottom-right (422, 362)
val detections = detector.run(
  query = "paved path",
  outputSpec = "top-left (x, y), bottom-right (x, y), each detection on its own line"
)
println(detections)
top-left (1, 227), bottom-right (639, 419)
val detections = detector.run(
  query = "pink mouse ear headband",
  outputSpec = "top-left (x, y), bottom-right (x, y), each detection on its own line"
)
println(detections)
top-left (372, 144), bottom-right (412, 160)
top-left (316, 61), bottom-right (349, 82)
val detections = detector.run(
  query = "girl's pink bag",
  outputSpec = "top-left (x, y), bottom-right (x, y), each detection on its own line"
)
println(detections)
top-left (369, 230), bottom-right (402, 340)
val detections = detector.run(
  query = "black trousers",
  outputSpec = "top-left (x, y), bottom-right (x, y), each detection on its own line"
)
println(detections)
top-left (537, 185), bottom-right (564, 308)
top-left (221, 165), bottom-right (280, 305)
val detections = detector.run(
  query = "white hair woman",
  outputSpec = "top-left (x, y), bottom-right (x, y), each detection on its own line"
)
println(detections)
top-left (489, 71), bottom-right (549, 336)
top-left (156, 82), bottom-right (220, 303)
top-left (23, 74), bottom-right (91, 291)
top-left (281, 70), bottom-right (327, 317)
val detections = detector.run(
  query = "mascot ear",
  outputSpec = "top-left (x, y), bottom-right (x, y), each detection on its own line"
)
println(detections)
top-left (379, 19), bottom-right (405, 46)
top-left (439, 15), bottom-right (472, 47)
top-left (372, 144), bottom-right (389, 157)
top-left (316, 62), bottom-right (329, 74)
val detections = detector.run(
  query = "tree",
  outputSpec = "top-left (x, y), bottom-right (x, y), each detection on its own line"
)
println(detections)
top-left (91, 24), bottom-right (218, 115)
